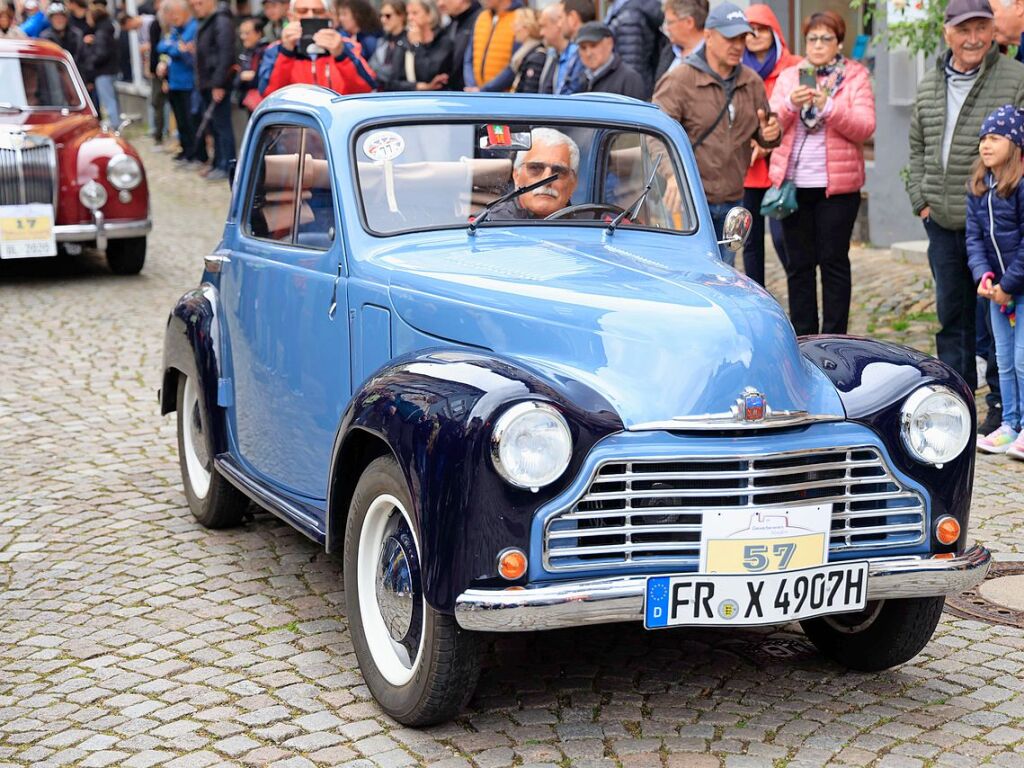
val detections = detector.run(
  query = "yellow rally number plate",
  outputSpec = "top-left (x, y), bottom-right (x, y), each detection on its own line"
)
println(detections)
top-left (0, 204), bottom-right (56, 259)
top-left (699, 505), bottom-right (832, 575)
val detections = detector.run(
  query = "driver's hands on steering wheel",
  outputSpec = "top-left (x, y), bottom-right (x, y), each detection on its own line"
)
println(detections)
top-left (544, 202), bottom-right (626, 221)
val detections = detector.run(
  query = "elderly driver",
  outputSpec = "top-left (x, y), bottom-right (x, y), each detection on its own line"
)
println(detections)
top-left (489, 128), bottom-right (580, 219)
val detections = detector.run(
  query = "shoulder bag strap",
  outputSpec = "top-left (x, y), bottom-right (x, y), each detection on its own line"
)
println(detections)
top-left (691, 89), bottom-right (733, 150)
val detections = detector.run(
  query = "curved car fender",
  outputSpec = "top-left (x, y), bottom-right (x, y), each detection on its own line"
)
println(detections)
top-left (801, 335), bottom-right (976, 548)
top-left (327, 349), bottom-right (624, 613)
top-left (159, 284), bottom-right (228, 457)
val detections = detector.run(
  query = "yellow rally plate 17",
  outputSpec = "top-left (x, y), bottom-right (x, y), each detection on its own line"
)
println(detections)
top-left (0, 204), bottom-right (57, 259)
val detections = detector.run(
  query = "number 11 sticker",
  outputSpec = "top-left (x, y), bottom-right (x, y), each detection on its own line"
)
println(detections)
top-left (699, 504), bottom-right (832, 575)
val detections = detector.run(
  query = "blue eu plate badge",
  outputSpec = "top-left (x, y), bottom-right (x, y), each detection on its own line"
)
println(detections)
top-left (646, 577), bottom-right (671, 628)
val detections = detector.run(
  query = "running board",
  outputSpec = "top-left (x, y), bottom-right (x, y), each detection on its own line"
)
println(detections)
top-left (214, 454), bottom-right (327, 545)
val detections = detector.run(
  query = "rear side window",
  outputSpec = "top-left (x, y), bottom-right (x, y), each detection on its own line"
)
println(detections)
top-left (247, 125), bottom-right (303, 243)
top-left (246, 125), bottom-right (335, 249)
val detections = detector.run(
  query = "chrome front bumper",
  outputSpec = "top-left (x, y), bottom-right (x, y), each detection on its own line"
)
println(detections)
top-left (454, 544), bottom-right (992, 632)
top-left (55, 216), bottom-right (151, 250)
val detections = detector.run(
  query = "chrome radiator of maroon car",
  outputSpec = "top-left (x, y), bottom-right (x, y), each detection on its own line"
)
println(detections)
top-left (0, 131), bottom-right (58, 210)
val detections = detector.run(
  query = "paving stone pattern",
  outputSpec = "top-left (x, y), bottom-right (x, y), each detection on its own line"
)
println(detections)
top-left (1, 141), bottom-right (1022, 768)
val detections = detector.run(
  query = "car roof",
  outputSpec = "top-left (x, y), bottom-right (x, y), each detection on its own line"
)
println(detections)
top-left (255, 88), bottom-right (676, 137)
top-left (0, 38), bottom-right (70, 59)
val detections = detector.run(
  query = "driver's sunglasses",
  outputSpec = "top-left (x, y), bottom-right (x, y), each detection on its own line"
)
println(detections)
top-left (523, 161), bottom-right (573, 179)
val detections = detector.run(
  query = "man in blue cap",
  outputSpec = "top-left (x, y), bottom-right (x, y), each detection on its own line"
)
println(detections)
top-left (653, 1), bottom-right (780, 264)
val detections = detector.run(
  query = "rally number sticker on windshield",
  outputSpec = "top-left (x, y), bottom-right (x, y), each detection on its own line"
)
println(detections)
top-left (362, 130), bottom-right (405, 162)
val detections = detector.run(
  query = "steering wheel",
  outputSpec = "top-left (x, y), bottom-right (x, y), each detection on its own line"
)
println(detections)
top-left (544, 203), bottom-right (626, 221)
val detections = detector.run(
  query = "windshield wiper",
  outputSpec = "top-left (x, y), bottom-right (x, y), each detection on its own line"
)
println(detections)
top-left (605, 157), bottom-right (663, 236)
top-left (0, 102), bottom-right (25, 113)
top-left (468, 172), bottom-right (559, 234)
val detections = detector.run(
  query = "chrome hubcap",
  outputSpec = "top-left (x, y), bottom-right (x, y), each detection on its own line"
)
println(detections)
top-left (375, 534), bottom-right (414, 641)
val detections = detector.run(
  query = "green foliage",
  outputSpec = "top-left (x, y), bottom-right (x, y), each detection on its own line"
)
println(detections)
top-left (853, 0), bottom-right (950, 58)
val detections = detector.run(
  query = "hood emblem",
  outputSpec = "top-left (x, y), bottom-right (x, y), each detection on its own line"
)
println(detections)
top-left (736, 387), bottom-right (767, 422)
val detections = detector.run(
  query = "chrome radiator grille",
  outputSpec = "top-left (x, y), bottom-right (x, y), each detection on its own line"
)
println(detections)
top-left (0, 134), bottom-right (58, 208)
top-left (544, 446), bottom-right (927, 572)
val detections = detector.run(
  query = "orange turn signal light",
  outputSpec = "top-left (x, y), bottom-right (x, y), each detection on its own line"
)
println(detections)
top-left (932, 553), bottom-right (955, 560)
top-left (497, 548), bottom-right (527, 580)
top-left (935, 516), bottom-right (961, 546)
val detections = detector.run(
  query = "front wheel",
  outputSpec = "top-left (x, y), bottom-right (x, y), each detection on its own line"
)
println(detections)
top-left (106, 236), bottom-right (147, 275)
top-left (344, 455), bottom-right (480, 726)
top-left (800, 596), bottom-right (945, 671)
top-left (175, 374), bottom-right (247, 528)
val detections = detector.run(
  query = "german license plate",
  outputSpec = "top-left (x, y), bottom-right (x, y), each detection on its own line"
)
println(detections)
top-left (644, 561), bottom-right (868, 628)
top-left (0, 204), bottom-right (56, 259)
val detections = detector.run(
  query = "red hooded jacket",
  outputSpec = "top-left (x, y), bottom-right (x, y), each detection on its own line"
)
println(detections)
top-left (264, 41), bottom-right (376, 97)
top-left (743, 4), bottom-right (801, 189)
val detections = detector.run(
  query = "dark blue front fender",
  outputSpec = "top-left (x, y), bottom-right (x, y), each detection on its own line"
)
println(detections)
top-left (159, 284), bottom-right (229, 456)
top-left (801, 335), bottom-right (976, 551)
top-left (326, 349), bottom-right (624, 613)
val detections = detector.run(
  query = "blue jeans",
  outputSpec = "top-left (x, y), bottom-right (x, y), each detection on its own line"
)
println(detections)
top-left (93, 75), bottom-right (121, 122)
top-left (989, 298), bottom-right (1024, 429)
top-left (709, 200), bottom-right (742, 266)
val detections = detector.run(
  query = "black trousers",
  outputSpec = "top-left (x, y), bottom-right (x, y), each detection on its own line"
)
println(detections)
top-left (780, 188), bottom-right (860, 335)
top-left (168, 89), bottom-right (197, 161)
top-left (923, 218), bottom-right (978, 390)
top-left (742, 186), bottom-right (789, 287)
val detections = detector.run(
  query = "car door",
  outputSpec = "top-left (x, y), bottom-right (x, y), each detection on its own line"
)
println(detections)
top-left (219, 118), bottom-right (349, 502)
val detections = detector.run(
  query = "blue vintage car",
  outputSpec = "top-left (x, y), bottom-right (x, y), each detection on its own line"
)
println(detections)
top-left (161, 87), bottom-right (990, 726)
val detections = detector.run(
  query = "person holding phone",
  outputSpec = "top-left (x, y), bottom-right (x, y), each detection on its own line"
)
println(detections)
top-left (767, 11), bottom-right (875, 336)
top-left (741, 2), bottom-right (800, 288)
top-left (263, 0), bottom-right (376, 96)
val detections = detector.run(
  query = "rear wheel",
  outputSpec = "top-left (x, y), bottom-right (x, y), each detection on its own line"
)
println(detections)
top-left (800, 596), bottom-right (945, 671)
top-left (107, 237), bottom-right (147, 275)
top-left (344, 455), bottom-right (480, 726)
top-left (175, 374), bottom-right (246, 528)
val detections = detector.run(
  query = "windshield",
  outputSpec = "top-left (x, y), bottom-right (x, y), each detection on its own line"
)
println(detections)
top-left (0, 57), bottom-right (83, 110)
top-left (354, 122), bottom-right (697, 236)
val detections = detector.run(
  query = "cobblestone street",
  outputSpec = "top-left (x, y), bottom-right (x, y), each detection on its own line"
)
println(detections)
top-left (1, 141), bottom-right (1023, 768)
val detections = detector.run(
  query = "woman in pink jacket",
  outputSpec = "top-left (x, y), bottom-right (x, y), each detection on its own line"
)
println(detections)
top-left (768, 10), bottom-right (875, 336)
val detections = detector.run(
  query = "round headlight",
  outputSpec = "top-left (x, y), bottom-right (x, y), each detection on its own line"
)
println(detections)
top-left (106, 153), bottom-right (142, 190)
top-left (491, 402), bottom-right (572, 490)
top-left (78, 180), bottom-right (107, 210)
top-left (900, 384), bottom-right (971, 466)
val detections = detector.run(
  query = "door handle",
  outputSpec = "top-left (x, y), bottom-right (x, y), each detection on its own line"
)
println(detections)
top-left (204, 254), bottom-right (231, 273)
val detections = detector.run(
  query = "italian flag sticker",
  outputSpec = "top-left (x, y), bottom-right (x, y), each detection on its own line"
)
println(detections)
top-left (487, 125), bottom-right (512, 145)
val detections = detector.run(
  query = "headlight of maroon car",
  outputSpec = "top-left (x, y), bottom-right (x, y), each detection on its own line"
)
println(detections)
top-left (106, 153), bottom-right (142, 190)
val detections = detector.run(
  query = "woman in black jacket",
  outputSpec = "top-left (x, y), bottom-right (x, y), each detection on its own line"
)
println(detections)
top-left (376, 0), bottom-right (451, 91)
top-left (368, 0), bottom-right (407, 86)
top-left (82, 0), bottom-right (120, 120)
top-left (510, 8), bottom-right (547, 93)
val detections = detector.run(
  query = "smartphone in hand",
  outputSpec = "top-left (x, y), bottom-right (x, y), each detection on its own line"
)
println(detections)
top-left (299, 18), bottom-right (330, 53)
top-left (799, 67), bottom-right (817, 89)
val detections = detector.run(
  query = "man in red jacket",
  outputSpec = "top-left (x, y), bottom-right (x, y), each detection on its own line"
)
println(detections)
top-left (264, 0), bottom-right (376, 96)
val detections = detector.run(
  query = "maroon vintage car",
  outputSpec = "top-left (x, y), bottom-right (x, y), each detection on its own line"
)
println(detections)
top-left (0, 38), bottom-right (149, 274)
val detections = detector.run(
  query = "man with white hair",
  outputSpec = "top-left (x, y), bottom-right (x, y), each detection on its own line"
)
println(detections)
top-left (488, 128), bottom-right (580, 219)
top-left (990, 0), bottom-right (1024, 54)
top-left (262, 0), bottom-right (375, 96)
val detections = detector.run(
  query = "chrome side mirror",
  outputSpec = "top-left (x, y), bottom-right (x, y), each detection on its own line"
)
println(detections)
top-left (716, 206), bottom-right (753, 252)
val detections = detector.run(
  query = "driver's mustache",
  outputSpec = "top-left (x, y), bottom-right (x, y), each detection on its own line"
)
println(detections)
top-left (530, 185), bottom-right (560, 198)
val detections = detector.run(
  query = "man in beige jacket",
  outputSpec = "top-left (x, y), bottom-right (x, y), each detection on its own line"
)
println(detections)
top-left (654, 2), bottom-right (780, 263)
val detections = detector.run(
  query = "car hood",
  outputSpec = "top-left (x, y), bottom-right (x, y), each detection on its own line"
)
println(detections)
top-left (0, 111), bottom-right (97, 144)
top-left (381, 230), bottom-right (845, 428)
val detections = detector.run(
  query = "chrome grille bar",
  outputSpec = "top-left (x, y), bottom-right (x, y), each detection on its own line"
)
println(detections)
top-left (544, 446), bottom-right (927, 572)
top-left (0, 135), bottom-right (58, 210)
